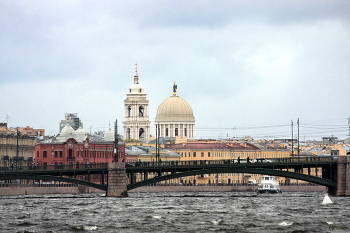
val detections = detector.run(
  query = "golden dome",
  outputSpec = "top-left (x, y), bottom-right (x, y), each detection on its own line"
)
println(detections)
top-left (155, 96), bottom-right (195, 122)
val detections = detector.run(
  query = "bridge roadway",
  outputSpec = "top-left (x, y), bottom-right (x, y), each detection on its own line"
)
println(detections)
top-left (0, 156), bottom-right (338, 193)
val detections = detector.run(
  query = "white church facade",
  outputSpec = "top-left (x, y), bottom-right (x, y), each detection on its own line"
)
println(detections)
top-left (122, 64), bottom-right (151, 142)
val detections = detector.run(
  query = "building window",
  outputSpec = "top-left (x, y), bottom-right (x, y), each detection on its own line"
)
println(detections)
top-left (193, 152), bottom-right (196, 157)
top-left (166, 128), bottom-right (169, 137)
top-left (201, 152), bottom-right (204, 157)
top-left (139, 128), bottom-right (144, 139)
top-left (54, 151), bottom-right (58, 158)
top-left (184, 128), bottom-right (187, 137)
top-left (139, 106), bottom-right (144, 117)
top-left (59, 151), bottom-right (63, 157)
top-left (175, 128), bottom-right (178, 136)
top-left (208, 152), bottom-right (210, 157)
top-left (43, 151), bottom-right (47, 158)
top-left (128, 106), bottom-right (131, 117)
top-left (127, 128), bottom-right (131, 139)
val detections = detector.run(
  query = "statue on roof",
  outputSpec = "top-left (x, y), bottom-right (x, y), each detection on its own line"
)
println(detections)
top-left (173, 82), bottom-right (177, 96)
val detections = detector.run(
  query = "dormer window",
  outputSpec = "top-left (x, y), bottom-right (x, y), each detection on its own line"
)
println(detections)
top-left (139, 88), bottom-right (142, 93)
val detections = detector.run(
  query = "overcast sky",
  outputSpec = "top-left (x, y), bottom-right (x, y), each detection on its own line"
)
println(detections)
top-left (1, 0), bottom-right (350, 141)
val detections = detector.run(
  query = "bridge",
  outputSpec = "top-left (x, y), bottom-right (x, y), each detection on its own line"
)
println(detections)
top-left (1, 156), bottom-right (349, 197)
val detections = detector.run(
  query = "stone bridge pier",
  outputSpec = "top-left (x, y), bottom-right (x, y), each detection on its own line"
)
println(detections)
top-left (335, 156), bottom-right (350, 196)
top-left (106, 162), bottom-right (128, 197)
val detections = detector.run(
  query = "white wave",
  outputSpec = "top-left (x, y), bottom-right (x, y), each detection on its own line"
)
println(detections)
top-left (73, 225), bottom-right (98, 230)
top-left (326, 222), bottom-right (334, 225)
top-left (278, 221), bottom-right (293, 226)
top-left (211, 219), bottom-right (222, 225)
top-left (152, 215), bottom-right (162, 219)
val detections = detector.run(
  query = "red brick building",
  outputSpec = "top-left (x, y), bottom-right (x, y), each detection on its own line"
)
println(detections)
top-left (35, 138), bottom-right (125, 167)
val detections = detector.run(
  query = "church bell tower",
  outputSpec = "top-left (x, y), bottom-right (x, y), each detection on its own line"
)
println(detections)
top-left (122, 64), bottom-right (151, 142)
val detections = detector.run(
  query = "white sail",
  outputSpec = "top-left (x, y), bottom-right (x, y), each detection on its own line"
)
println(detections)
top-left (322, 193), bottom-right (333, 205)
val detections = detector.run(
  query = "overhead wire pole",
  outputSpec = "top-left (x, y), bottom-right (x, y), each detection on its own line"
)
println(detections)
top-left (291, 120), bottom-right (294, 156)
top-left (297, 118), bottom-right (300, 161)
top-left (16, 127), bottom-right (19, 170)
top-left (155, 123), bottom-right (157, 164)
top-left (156, 123), bottom-right (159, 165)
top-left (114, 119), bottom-right (119, 162)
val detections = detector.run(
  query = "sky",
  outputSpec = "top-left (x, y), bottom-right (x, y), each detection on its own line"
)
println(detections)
top-left (1, 0), bottom-right (350, 141)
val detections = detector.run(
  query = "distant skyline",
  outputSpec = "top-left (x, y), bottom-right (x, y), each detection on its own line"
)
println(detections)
top-left (1, 1), bottom-right (349, 141)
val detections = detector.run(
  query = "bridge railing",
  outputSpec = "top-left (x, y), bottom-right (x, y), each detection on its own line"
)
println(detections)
top-left (276, 156), bottom-right (337, 163)
top-left (0, 163), bottom-right (109, 172)
top-left (1, 156), bottom-right (337, 172)
top-left (128, 156), bottom-right (337, 167)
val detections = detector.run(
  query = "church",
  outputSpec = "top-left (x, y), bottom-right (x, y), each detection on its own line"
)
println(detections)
top-left (123, 64), bottom-right (195, 142)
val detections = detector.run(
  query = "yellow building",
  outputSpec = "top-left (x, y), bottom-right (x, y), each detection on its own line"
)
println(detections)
top-left (0, 132), bottom-right (36, 168)
top-left (164, 139), bottom-right (291, 185)
top-left (0, 123), bottom-right (44, 136)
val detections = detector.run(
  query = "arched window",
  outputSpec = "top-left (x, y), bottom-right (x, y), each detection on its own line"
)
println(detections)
top-left (128, 106), bottom-right (131, 117)
top-left (127, 128), bottom-right (131, 139)
top-left (139, 128), bottom-right (144, 139)
top-left (139, 105), bottom-right (144, 117)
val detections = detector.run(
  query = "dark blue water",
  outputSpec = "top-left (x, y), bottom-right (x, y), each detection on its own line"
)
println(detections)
top-left (0, 192), bottom-right (349, 233)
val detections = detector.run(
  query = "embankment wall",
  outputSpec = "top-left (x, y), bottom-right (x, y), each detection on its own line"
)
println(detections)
top-left (130, 185), bottom-right (327, 193)
top-left (0, 184), bottom-right (326, 196)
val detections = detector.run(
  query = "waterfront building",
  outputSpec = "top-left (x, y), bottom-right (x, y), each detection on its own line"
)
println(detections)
top-left (123, 64), bottom-right (151, 142)
top-left (155, 82), bottom-right (195, 139)
top-left (35, 137), bottom-right (125, 167)
top-left (36, 121), bottom-right (125, 166)
top-left (0, 129), bottom-right (35, 168)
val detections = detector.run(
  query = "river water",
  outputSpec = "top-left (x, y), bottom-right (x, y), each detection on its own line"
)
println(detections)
top-left (0, 191), bottom-right (349, 233)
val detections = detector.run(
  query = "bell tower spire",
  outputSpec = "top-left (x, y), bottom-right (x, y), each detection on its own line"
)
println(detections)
top-left (134, 62), bottom-right (139, 84)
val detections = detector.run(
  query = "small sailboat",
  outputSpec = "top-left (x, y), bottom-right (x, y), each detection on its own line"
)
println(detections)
top-left (322, 193), bottom-right (333, 205)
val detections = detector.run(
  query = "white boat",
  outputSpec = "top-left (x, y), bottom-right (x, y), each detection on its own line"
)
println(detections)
top-left (256, 175), bottom-right (282, 194)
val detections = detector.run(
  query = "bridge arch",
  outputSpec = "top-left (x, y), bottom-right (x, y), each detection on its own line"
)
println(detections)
top-left (0, 174), bottom-right (107, 191)
top-left (127, 168), bottom-right (336, 191)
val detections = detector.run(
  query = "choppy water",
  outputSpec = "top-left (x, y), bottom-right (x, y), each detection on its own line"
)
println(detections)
top-left (0, 191), bottom-right (349, 233)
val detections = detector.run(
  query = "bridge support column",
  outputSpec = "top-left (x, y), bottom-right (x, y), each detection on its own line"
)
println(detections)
top-left (335, 156), bottom-right (350, 196)
top-left (106, 162), bottom-right (128, 197)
